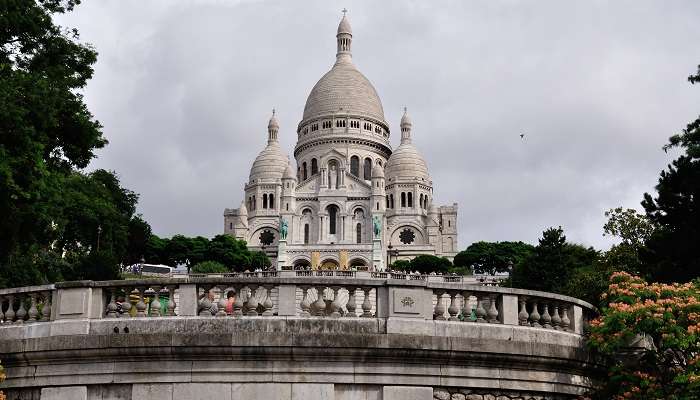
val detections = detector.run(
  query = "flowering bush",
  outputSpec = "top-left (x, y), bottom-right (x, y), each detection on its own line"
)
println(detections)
top-left (588, 272), bottom-right (700, 399)
top-left (0, 360), bottom-right (5, 400)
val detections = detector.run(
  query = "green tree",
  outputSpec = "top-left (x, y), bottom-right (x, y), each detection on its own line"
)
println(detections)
top-left (249, 251), bottom-right (271, 271)
top-left (602, 207), bottom-right (655, 275)
top-left (511, 227), bottom-right (598, 294)
top-left (640, 65), bottom-right (700, 282)
top-left (453, 241), bottom-right (534, 275)
top-left (408, 255), bottom-right (452, 274)
top-left (389, 259), bottom-right (412, 271)
top-left (0, 0), bottom-right (105, 262)
top-left (191, 261), bottom-right (228, 274)
top-left (165, 234), bottom-right (191, 268)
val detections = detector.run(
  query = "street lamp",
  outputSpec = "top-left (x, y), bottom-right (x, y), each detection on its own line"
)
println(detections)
top-left (139, 256), bottom-right (145, 277)
top-left (507, 260), bottom-right (514, 288)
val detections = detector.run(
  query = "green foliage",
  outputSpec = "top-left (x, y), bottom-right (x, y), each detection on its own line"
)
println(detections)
top-left (0, 1), bottom-right (146, 287)
top-left (588, 272), bottom-right (700, 399)
top-left (249, 251), bottom-right (271, 271)
top-left (0, 0), bottom-right (105, 260)
top-left (453, 241), bottom-right (534, 275)
top-left (447, 266), bottom-right (472, 276)
top-left (191, 261), bottom-right (228, 274)
top-left (408, 255), bottom-right (452, 274)
top-left (389, 259), bottom-right (412, 271)
top-left (640, 65), bottom-right (700, 283)
top-left (511, 227), bottom-right (599, 295)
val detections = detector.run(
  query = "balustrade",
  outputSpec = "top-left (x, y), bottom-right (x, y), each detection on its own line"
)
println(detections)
top-left (103, 284), bottom-right (179, 318)
top-left (0, 277), bottom-right (591, 336)
top-left (0, 289), bottom-right (52, 324)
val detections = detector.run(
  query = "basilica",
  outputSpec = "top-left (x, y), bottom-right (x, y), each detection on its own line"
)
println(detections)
top-left (224, 14), bottom-right (458, 270)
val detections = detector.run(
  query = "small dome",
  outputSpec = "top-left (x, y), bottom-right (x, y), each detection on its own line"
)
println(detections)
top-left (283, 163), bottom-right (296, 180)
top-left (248, 142), bottom-right (288, 182)
top-left (372, 163), bottom-right (384, 178)
top-left (385, 142), bottom-right (430, 182)
top-left (337, 15), bottom-right (352, 35)
top-left (239, 200), bottom-right (248, 216)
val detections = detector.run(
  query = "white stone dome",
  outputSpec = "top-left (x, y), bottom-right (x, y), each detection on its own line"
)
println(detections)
top-left (302, 62), bottom-right (386, 124)
top-left (385, 142), bottom-right (430, 182)
top-left (248, 142), bottom-right (288, 183)
top-left (372, 163), bottom-right (384, 178)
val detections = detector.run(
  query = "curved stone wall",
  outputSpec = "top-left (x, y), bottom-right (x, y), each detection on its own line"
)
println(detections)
top-left (0, 275), bottom-right (600, 399)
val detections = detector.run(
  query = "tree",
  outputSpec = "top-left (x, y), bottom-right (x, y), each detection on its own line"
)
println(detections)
top-left (588, 272), bottom-right (700, 399)
top-left (602, 207), bottom-right (655, 276)
top-left (191, 261), bottom-right (228, 274)
top-left (249, 251), bottom-right (271, 271)
top-left (511, 227), bottom-right (598, 294)
top-left (640, 65), bottom-right (700, 282)
top-left (453, 241), bottom-right (534, 275)
top-left (0, 0), bottom-right (105, 262)
top-left (389, 259), bottom-right (412, 271)
top-left (408, 255), bottom-right (452, 274)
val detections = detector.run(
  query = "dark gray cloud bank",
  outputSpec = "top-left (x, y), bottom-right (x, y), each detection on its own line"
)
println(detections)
top-left (57, 0), bottom-right (700, 250)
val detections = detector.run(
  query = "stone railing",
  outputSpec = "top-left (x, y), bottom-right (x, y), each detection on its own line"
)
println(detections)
top-left (0, 274), bottom-right (594, 334)
top-left (0, 284), bottom-right (54, 324)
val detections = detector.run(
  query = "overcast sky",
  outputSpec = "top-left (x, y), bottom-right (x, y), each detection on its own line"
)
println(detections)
top-left (57, 0), bottom-right (700, 250)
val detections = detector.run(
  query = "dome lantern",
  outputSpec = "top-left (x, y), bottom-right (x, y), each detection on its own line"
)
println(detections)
top-left (336, 9), bottom-right (352, 63)
top-left (400, 107), bottom-right (412, 144)
top-left (268, 108), bottom-right (279, 144)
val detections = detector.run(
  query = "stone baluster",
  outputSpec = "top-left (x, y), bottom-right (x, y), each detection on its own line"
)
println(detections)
top-left (329, 286), bottom-right (342, 318)
top-left (166, 286), bottom-right (177, 316)
top-left (27, 293), bottom-right (39, 322)
top-left (551, 303), bottom-right (562, 330)
top-left (15, 294), bottom-right (27, 324)
top-left (560, 304), bottom-right (571, 332)
top-left (41, 291), bottom-right (52, 321)
top-left (120, 288), bottom-right (133, 318)
top-left (261, 286), bottom-right (274, 316)
top-left (433, 290), bottom-right (446, 321)
top-left (475, 294), bottom-right (487, 323)
top-left (135, 287), bottom-right (148, 318)
top-left (529, 300), bottom-right (541, 328)
top-left (5, 295), bottom-right (15, 323)
top-left (361, 288), bottom-right (373, 318)
top-left (313, 286), bottom-right (326, 317)
top-left (106, 288), bottom-right (119, 318)
top-left (518, 297), bottom-right (529, 326)
top-left (0, 295), bottom-right (5, 323)
top-left (461, 291), bottom-right (474, 322)
top-left (246, 285), bottom-right (259, 316)
top-left (541, 302), bottom-right (552, 329)
top-left (217, 286), bottom-right (228, 317)
top-left (346, 288), bottom-right (357, 317)
top-left (198, 285), bottom-right (213, 317)
top-left (299, 286), bottom-right (312, 317)
top-left (149, 286), bottom-right (162, 317)
top-left (232, 286), bottom-right (245, 317)
top-left (447, 291), bottom-right (459, 321)
top-left (487, 294), bottom-right (499, 323)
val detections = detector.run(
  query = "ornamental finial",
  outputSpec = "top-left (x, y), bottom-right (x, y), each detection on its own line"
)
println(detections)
top-left (342, 8), bottom-right (347, 16)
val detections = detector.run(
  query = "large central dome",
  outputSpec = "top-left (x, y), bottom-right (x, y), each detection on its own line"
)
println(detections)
top-left (299, 14), bottom-right (387, 127)
top-left (302, 62), bottom-right (386, 124)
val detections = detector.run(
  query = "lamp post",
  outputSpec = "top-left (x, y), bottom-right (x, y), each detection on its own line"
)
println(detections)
top-left (507, 260), bottom-right (514, 288)
top-left (139, 256), bottom-right (145, 277)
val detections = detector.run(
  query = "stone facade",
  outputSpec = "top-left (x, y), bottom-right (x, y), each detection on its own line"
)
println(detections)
top-left (224, 14), bottom-right (458, 270)
top-left (433, 388), bottom-right (575, 400)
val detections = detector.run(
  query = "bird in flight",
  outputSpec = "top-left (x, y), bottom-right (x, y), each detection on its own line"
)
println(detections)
top-left (520, 133), bottom-right (525, 139)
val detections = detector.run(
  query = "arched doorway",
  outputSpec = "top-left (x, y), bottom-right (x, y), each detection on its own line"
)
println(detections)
top-left (320, 259), bottom-right (339, 270)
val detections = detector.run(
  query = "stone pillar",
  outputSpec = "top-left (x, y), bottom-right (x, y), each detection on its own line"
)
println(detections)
top-left (372, 236), bottom-right (383, 271)
top-left (41, 386), bottom-right (87, 400)
top-left (499, 294), bottom-right (519, 325)
top-left (277, 284), bottom-right (297, 316)
top-left (176, 284), bottom-right (198, 316)
top-left (277, 239), bottom-right (288, 271)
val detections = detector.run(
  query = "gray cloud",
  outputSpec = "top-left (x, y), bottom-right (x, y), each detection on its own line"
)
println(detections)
top-left (57, 0), bottom-right (700, 249)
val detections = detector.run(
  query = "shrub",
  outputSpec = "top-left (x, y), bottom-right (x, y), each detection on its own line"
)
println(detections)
top-left (191, 261), bottom-right (228, 274)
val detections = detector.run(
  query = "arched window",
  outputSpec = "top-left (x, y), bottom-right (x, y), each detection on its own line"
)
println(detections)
top-left (302, 162), bottom-right (308, 180)
top-left (311, 158), bottom-right (318, 175)
top-left (350, 156), bottom-right (359, 176)
top-left (408, 192), bottom-right (413, 208)
top-left (401, 192), bottom-right (406, 208)
top-left (297, 167), bottom-right (301, 180)
top-left (328, 205), bottom-right (338, 235)
top-left (386, 196), bottom-right (390, 209)
top-left (304, 224), bottom-right (310, 244)
top-left (229, 222), bottom-right (233, 230)
top-left (390, 194), bottom-right (394, 209)
top-left (269, 194), bottom-right (274, 209)
top-left (356, 223), bottom-right (362, 244)
top-left (363, 158), bottom-right (372, 180)
top-left (262, 194), bottom-right (268, 209)
top-left (419, 194), bottom-right (423, 208)
top-left (376, 202), bottom-right (379, 210)
top-left (252, 195), bottom-right (256, 210)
